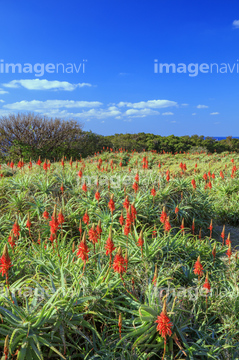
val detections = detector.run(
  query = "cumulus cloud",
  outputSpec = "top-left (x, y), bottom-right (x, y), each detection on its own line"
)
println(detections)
top-left (233, 20), bottom-right (239, 28)
top-left (2, 79), bottom-right (92, 91)
top-left (117, 99), bottom-right (177, 109)
top-left (162, 112), bottom-right (174, 115)
top-left (1, 97), bottom-right (179, 121)
top-left (40, 108), bottom-right (121, 120)
top-left (124, 108), bottom-right (160, 117)
top-left (3, 100), bottom-right (102, 111)
top-left (197, 105), bottom-right (208, 109)
top-left (210, 112), bottom-right (220, 115)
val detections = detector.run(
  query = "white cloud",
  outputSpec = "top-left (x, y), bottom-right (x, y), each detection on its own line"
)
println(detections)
top-left (162, 112), bottom-right (174, 115)
top-left (210, 112), bottom-right (220, 115)
top-left (3, 100), bottom-right (102, 111)
top-left (233, 20), bottom-right (239, 28)
top-left (0, 88), bottom-right (8, 94)
top-left (197, 105), bottom-right (208, 109)
top-left (1, 98), bottom-right (178, 121)
top-left (171, 121), bottom-right (177, 123)
top-left (124, 108), bottom-right (159, 117)
top-left (42, 108), bottom-right (121, 120)
top-left (192, 113), bottom-right (196, 115)
top-left (0, 100), bottom-right (5, 103)
top-left (117, 99), bottom-right (177, 109)
top-left (181, 103), bottom-right (189, 107)
top-left (108, 106), bottom-right (119, 111)
top-left (2, 79), bottom-right (92, 91)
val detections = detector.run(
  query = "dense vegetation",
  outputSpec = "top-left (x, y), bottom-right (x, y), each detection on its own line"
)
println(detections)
top-left (0, 114), bottom-right (239, 162)
top-left (0, 149), bottom-right (239, 359)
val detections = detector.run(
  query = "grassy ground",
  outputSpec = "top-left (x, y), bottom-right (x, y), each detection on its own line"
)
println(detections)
top-left (0, 150), bottom-right (239, 359)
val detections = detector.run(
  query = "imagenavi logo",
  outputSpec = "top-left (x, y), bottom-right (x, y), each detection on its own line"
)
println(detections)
top-left (154, 59), bottom-right (239, 77)
top-left (0, 59), bottom-right (87, 77)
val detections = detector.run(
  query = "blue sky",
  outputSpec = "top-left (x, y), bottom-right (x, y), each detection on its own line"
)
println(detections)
top-left (0, 0), bottom-right (239, 136)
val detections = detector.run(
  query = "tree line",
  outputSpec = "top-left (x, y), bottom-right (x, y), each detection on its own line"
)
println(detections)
top-left (0, 113), bottom-right (238, 162)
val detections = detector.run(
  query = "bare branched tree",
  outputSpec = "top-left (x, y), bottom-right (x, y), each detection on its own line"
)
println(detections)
top-left (0, 113), bottom-right (84, 159)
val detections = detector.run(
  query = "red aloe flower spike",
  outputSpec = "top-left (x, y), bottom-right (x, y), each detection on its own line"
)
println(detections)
top-left (8, 230), bottom-right (16, 251)
top-left (26, 213), bottom-right (31, 230)
top-left (37, 156), bottom-right (41, 166)
top-left (113, 247), bottom-right (126, 276)
top-left (108, 194), bottom-right (115, 215)
top-left (203, 271), bottom-right (211, 309)
top-left (151, 186), bottom-right (156, 197)
top-left (105, 225), bottom-right (115, 264)
top-left (123, 195), bottom-right (130, 210)
top-left (160, 206), bottom-right (167, 224)
top-left (137, 229), bottom-right (144, 257)
top-left (49, 205), bottom-right (59, 235)
top-left (83, 209), bottom-right (89, 225)
top-left (43, 159), bottom-right (48, 172)
top-left (193, 255), bottom-right (204, 280)
top-left (226, 232), bottom-right (231, 246)
top-left (203, 271), bottom-right (211, 293)
top-left (221, 225), bottom-right (225, 245)
top-left (152, 264), bottom-right (158, 286)
top-left (88, 224), bottom-right (99, 253)
top-left (0, 244), bottom-right (12, 284)
top-left (57, 208), bottom-right (65, 240)
top-left (164, 216), bottom-right (171, 232)
top-left (12, 220), bottom-right (20, 239)
top-left (43, 209), bottom-right (49, 220)
top-left (57, 208), bottom-right (65, 225)
top-left (119, 210), bottom-right (124, 226)
top-left (96, 219), bottom-right (102, 244)
top-left (132, 181), bottom-right (139, 193)
top-left (155, 299), bottom-right (173, 360)
top-left (208, 219), bottom-right (213, 239)
top-left (77, 231), bottom-right (89, 273)
top-left (131, 202), bottom-right (137, 223)
top-left (95, 190), bottom-right (100, 202)
top-left (82, 181), bottom-right (87, 192)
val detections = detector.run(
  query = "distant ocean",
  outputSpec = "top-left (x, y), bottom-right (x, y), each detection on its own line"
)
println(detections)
top-left (207, 137), bottom-right (239, 141)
